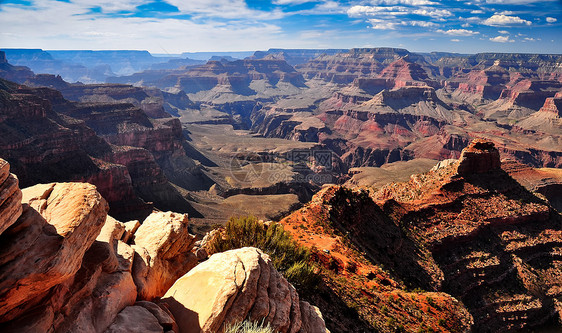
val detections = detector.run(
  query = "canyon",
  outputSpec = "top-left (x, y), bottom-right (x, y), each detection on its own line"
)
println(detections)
top-left (1, 47), bottom-right (562, 332)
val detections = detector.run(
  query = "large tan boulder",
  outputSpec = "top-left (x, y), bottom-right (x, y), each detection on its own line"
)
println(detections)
top-left (161, 247), bottom-right (328, 333)
top-left (0, 182), bottom-right (108, 320)
top-left (0, 159), bottom-right (22, 235)
top-left (132, 211), bottom-right (197, 300)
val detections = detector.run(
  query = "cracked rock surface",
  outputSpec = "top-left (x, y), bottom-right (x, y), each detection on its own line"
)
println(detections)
top-left (161, 247), bottom-right (329, 333)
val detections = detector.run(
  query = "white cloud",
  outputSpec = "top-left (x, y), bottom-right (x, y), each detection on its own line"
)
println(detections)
top-left (273, 0), bottom-right (317, 4)
top-left (406, 20), bottom-right (438, 27)
top-left (413, 8), bottom-right (453, 18)
top-left (367, 0), bottom-right (438, 4)
top-left (0, 0), bottom-right (292, 53)
top-left (483, 14), bottom-right (532, 26)
top-left (489, 35), bottom-right (513, 42)
top-left (498, 30), bottom-right (509, 34)
top-left (523, 37), bottom-right (536, 41)
top-left (67, 0), bottom-right (151, 13)
top-left (163, 0), bottom-right (284, 20)
top-left (367, 19), bottom-right (398, 29)
top-left (486, 0), bottom-right (554, 3)
top-left (347, 5), bottom-right (408, 17)
top-left (438, 29), bottom-right (480, 36)
top-left (546, 17), bottom-right (557, 23)
top-left (451, 39), bottom-right (461, 42)
top-left (470, 9), bottom-right (485, 14)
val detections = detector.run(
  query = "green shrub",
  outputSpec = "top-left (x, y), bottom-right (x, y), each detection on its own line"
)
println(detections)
top-left (284, 261), bottom-right (321, 291)
top-left (208, 216), bottom-right (319, 292)
top-left (224, 320), bottom-right (274, 333)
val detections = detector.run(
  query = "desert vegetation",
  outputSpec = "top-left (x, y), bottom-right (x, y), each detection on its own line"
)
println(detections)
top-left (207, 216), bottom-right (320, 292)
top-left (224, 320), bottom-right (275, 333)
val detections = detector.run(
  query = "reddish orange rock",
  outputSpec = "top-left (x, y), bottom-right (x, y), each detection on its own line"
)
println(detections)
top-left (456, 138), bottom-right (501, 175)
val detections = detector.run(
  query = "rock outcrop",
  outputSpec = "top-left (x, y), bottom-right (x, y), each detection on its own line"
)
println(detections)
top-left (455, 138), bottom-right (501, 175)
top-left (0, 159), bottom-right (22, 234)
top-left (0, 157), bottom-right (327, 333)
top-left (0, 181), bottom-right (108, 322)
top-left (371, 141), bottom-right (562, 331)
top-left (162, 247), bottom-right (329, 333)
top-left (131, 211), bottom-right (198, 300)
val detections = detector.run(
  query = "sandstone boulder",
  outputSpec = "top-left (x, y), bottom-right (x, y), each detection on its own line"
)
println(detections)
top-left (122, 219), bottom-right (140, 243)
top-left (456, 138), bottom-right (501, 175)
top-left (0, 208), bottom-right (137, 333)
top-left (50, 215), bottom-right (138, 333)
top-left (132, 211), bottom-right (197, 300)
top-left (0, 159), bottom-right (22, 235)
top-left (161, 247), bottom-right (328, 333)
top-left (0, 182), bottom-right (108, 320)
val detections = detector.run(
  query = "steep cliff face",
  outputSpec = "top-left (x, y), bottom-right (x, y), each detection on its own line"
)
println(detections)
top-left (0, 159), bottom-right (22, 235)
top-left (0, 79), bottom-right (211, 220)
top-left (0, 51), bottom-right (35, 83)
top-left (377, 56), bottom-right (439, 88)
top-left (296, 48), bottom-right (437, 84)
top-left (57, 98), bottom-right (212, 194)
top-left (451, 65), bottom-right (511, 103)
top-left (502, 159), bottom-right (562, 212)
top-left (0, 79), bottom-right (150, 219)
top-left (371, 140), bottom-right (562, 331)
top-left (279, 185), bottom-right (473, 332)
top-left (514, 92), bottom-right (562, 135)
top-left (22, 76), bottom-right (197, 119)
top-left (109, 59), bottom-right (306, 99)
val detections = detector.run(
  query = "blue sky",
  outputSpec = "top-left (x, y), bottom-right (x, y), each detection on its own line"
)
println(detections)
top-left (0, 0), bottom-right (561, 54)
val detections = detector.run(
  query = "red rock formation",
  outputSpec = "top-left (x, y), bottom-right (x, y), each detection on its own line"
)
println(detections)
top-left (377, 56), bottom-right (439, 88)
top-left (514, 91), bottom-right (562, 136)
top-left (371, 142), bottom-right (562, 331)
top-left (452, 64), bottom-right (510, 103)
top-left (455, 138), bottom-right (501, 175)
top-left (540, 93), bottom-right (562, 116)
top-left (0, 79), bottom-right (153, 220)
top-left (502, 159), bottom-right (562, 211)
top-left (296, 48), bottom-right (436, 84)
top-left (0, 182), bottom-right (109, 322)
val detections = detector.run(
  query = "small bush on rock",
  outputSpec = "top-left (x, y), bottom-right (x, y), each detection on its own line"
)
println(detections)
top-left (208, 216), bottom-right (319, 292)
top-left (224, 320), bottom-right (275, 333)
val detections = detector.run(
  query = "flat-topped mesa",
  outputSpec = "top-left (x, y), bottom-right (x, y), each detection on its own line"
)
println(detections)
top-left (456, 139), bottom-right (501, 175)
top-left (0, 51), bottom-right (6, 64)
